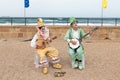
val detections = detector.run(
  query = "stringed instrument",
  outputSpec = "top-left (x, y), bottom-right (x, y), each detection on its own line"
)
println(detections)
top-left (36, 36), bottom-right (57, 49)
top-left (69, 27), bottom-right (99, 49)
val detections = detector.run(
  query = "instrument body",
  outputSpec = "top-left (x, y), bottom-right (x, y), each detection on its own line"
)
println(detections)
top-left (36, 36), bottom-right (57, 49)
top-left (68, 27), bottom-right (99, 49)
top-left (69, 38), bottom-right (81, 49)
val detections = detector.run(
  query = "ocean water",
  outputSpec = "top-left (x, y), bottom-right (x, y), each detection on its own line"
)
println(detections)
top-left (0, 17), bottom-right (120, 26)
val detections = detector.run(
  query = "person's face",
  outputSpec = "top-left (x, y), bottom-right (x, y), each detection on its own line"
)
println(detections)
top-left (71, 22), bottom-right (78, 29)
top-left (38, 26), bottom-right (45, 33)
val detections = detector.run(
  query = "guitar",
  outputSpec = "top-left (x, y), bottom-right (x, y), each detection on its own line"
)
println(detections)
top-left (69, 27), bottom-right (99, 49)
top-left (36, 36), bottom-right (57, 49)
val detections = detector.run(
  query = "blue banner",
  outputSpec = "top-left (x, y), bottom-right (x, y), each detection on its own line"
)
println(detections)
top-left (24, 0), bottom-right (29, 8)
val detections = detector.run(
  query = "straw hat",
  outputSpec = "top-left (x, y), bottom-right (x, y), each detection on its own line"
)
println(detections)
top-left (37, 18), bottom-right (44, 27)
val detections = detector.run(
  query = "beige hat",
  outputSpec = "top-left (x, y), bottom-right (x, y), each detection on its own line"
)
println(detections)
top-left (37, 18), bottom-right (44, 27)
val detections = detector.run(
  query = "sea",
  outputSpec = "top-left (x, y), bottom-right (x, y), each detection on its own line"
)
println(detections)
top-left (0, 17), bottom-right (120, 26)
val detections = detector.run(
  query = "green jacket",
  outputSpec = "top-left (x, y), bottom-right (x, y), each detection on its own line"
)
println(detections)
top-left (64, 27), bottom-right (88, 41)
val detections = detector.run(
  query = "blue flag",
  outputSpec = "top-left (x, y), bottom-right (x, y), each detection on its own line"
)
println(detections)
top-left (24, 0), bottom-right (29, 8)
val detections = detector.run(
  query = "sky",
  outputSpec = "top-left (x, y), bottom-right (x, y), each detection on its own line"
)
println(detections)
top-left (0, 0), bottom-right (120, 18)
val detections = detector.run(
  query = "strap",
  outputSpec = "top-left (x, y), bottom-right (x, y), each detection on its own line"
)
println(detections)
top-left (69, 28), bottom-right (72, 39)
top-left (69, 45), bottom-right (80, 53)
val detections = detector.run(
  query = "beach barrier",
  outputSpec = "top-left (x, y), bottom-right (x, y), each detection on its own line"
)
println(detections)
top-left (0, 26), bottom-right (120, 40)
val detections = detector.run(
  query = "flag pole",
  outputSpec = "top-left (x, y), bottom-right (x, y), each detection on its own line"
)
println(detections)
top-left (24, 7), bottom-right (26, 17)
top-left (24, 0), bottom-right (29, 25)
top-left (101, 7), bottom-right (103, 27)
top-left (22, 0), bottom-right (30, 41)
top-left (101, 0), bottom-right (108, 27)
top-left (24, 8), bottom-right (26, 25)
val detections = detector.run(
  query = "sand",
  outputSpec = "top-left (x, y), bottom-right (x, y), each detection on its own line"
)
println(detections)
top-left (0, 38), bottom-right (120, 80)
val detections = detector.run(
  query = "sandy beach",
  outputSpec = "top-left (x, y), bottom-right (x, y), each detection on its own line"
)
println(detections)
top-left (0, 38), bottom-right (120, 80)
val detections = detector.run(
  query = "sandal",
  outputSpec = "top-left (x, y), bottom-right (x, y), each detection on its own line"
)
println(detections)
top-left (42, 67), bottom-right (48, 74)
top-left (52, 63), bottom-right (62, 69)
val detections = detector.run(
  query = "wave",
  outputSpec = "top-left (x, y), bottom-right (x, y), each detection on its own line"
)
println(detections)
top-left (0, 17), bottom-right (120, 26)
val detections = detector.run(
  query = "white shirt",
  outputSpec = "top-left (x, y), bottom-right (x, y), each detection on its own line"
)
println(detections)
top-left (72, 29), bottom-right (79, 39)
top-left (30, 34), bottom-right (38, 48)
top-left (67, 29), bottom-right (79, 42)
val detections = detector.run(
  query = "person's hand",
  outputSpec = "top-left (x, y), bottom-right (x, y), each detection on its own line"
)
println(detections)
top-left (39, 30), bottom-right (43, 35)
top-left (39, 30), bottom-right (46, 39)
top-left (70, 40), bottom-right (76, 45)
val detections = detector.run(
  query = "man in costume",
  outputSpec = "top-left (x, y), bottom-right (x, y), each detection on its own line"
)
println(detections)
top-left (31, 18), bottom-right (62, 74)
top-left (64, 17), bottom-right (92, 70)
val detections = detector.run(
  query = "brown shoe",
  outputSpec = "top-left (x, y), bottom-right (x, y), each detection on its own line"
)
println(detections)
top-left (54, 71), bottom-right (66, 77)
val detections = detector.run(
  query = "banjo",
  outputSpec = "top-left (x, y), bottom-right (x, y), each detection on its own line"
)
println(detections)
top-left (69, 27), bottom-right (99, 49)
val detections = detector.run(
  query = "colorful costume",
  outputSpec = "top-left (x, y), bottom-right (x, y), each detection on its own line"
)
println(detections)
top-left (31, 18), bottom-right (62, 74)
top-left (64, 17), bottom-right (89, 70)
